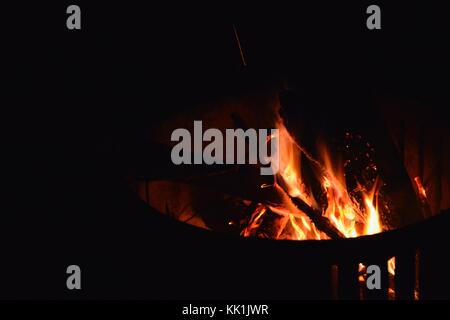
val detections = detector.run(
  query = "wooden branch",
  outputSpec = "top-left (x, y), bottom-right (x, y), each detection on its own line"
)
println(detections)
top-left (276, 174), bottom-right (345, 240)
top-left (288, 195), bottom-right (345, 240)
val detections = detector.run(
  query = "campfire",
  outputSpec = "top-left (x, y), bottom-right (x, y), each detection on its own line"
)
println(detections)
top-left (136, 102), bottom-right (398, 243)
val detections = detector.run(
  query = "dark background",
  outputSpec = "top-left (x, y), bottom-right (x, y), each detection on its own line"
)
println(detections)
top-left (2, 1), bottom-right (449, 298)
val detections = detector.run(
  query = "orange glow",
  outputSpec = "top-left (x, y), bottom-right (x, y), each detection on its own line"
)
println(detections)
top-left (414, 176), bottom-right (428, 201)
top-left (388, 257), bottom-right (396, 276)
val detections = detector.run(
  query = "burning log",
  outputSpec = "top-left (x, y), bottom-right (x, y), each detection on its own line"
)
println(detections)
top-left (288, 195), bottom-right (345, 240)
top-left (275, 174), bottom-right (345, 240)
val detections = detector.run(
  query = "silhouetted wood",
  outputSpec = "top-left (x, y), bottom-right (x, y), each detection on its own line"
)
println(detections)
top-left (338, 262), bottom-right (360, 300)
top-left (395, 249), bottom-right (416, 300)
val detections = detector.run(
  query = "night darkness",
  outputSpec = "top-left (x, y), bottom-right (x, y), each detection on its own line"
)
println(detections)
top-left (2, 1), bottom-right (450, 304)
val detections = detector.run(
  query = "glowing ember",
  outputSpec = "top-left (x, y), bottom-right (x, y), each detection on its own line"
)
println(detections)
top-left (414, 176), bottom-right (428, 202)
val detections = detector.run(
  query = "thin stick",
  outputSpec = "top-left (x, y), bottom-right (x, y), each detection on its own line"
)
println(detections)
top-left (233, 24), bottom-right (247, 67)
